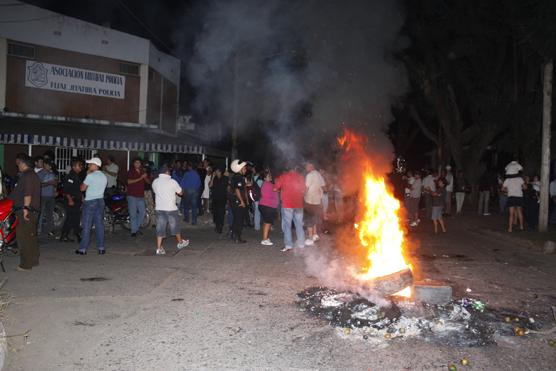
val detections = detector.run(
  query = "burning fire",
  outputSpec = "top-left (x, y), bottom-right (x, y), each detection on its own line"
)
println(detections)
top-left (338, 129), bottom-right (412, 296)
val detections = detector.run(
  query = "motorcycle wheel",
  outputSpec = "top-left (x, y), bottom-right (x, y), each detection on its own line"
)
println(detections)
top-left (103, 207), bottom-right (114, 233)
top-left (52, 202), bottom-right (66, 231)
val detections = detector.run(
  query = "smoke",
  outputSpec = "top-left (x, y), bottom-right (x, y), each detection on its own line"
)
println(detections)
top-left (299, 241), bottom-right (390, 307)
top-left (178, 0), bottom-right (407, 164)
top-left (179, 0), bottom-right (408, 297)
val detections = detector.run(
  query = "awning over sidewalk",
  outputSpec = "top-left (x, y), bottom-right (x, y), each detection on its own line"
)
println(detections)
top-left (0, 115), bottom-right (223, 155)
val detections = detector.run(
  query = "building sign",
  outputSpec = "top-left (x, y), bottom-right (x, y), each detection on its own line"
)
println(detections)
top-left (25, 60), bottom-right (125, 99)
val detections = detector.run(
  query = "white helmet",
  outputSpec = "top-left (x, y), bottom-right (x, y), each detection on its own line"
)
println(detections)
top-left (230, 159), bottom-right (247, 173)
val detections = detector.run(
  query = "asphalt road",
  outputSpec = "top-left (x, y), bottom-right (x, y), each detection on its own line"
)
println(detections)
top-left (2, 214), bottom-right (556, 370)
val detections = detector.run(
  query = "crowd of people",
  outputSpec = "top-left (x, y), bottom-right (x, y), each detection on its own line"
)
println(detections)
top-left (4, 149), bottom-right (554, 272)
top-left (2, 153), bottom-right (334, 271)
top-left (401, 159), bottom-right (546, 234)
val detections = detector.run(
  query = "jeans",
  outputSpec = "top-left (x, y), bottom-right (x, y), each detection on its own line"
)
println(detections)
top-left (254, 201), bottom-right (261, 230)
top-left (127, 196), bottom-right (146, 233)
top-left (281, 208), bottom-right (304, 248)
top-left (499, 194), bottom-right (507, 214)
top-left (155, 210), bottom-right (180, 237)
top-left (445, 191), bottom-right (452, 215)
top-left (478, 191), bottom-right (490, 214)
top-left (455, 192), bottom-right (465, 213)
top-left (79, 198), bottom-right (105, 251)
top-left (38, 196), bottom-right (55, 234)
top-left (182, 189), bottom-right (198, 224)
top-left (212, 199), bottom-right (226, 232)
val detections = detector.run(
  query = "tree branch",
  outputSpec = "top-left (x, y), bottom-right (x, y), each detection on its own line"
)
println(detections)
top-left (409, 105), bottom-right (439, 145)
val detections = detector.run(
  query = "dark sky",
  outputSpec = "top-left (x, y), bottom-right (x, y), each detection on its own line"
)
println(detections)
top-left (24, 0), bottom-right (191, 54)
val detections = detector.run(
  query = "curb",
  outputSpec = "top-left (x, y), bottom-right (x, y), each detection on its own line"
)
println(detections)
top-left (0, 321), bottom-right (6, 371)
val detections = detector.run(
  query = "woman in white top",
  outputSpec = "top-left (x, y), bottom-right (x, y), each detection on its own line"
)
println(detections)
top-left (201, 167), bottom-right (213, 214)
top-left (502, 175), bottom-right (525, 232)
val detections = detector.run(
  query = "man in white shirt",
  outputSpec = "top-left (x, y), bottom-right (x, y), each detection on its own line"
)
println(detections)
top-left (502, 176), bottom-right (524, 233)
top-left (152, 164), bottom-right (189, 255)
top-left (103, 156), bottom-right (119, 189)
top-left (408, 172), bottom-right (423, 227)
top-left (304, 161), bottom-right (326, 246)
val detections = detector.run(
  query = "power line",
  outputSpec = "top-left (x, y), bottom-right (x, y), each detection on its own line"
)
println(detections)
top-left (116, 0), bottom-right (173, 54)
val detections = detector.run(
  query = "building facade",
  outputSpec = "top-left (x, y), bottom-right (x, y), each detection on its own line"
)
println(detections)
top-left (0, 1), bottom-right (219, 178)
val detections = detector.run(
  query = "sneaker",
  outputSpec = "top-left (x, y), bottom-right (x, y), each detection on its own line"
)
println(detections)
top-left (177, 240), bottom-right (190, 250)
top-left (261, 239), bottom-right (273, 246)
top-left (304, 239), bottom-right (315, 246)
top-left (281, 246), bottom-right (293, 252)
top-left (156, 248), bottom-right (166, 255)
top-left (410, 221), bottom-right (418, 227)
top-left (312, 234), bottom-right (320, 242)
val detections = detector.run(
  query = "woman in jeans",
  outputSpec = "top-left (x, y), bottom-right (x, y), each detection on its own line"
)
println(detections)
top-left (258, 170), bottom-right (278, 246)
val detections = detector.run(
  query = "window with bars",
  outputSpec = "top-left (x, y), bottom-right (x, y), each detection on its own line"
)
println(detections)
top-left (55, 147), bottom-right (96, 178)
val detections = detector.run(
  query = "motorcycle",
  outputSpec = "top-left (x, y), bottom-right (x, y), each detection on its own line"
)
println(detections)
top-left (0, 198), bottom-right (19, 272)
top-left (104, 190), bottom-right (152, 233)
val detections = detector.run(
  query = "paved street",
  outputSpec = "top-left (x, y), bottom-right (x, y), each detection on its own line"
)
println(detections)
top-left (2, 214), bottom-right (556, 370)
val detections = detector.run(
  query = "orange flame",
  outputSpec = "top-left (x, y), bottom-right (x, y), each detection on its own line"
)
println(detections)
top-left (338, 129), bottom-right (411, 296)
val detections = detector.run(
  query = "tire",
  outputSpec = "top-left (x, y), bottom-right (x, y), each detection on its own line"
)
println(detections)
top-left (52, 202), bottom-right (66, 231)
top-left (103, 207), bottom-right (114, 233)
top-left (141, 210), bottom-right (152, 229)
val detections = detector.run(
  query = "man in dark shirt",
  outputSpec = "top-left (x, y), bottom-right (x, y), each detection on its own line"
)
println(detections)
top-left (210, 167), bottom-right (229, 234)
top-left (60, 159), bottom-right (83, 242)
top-left (10, 155), bottom-right (41, 271)
top-left (230, 159), bottom-right (249, 243)
top-left (127, 157), bottom-right (149, 237)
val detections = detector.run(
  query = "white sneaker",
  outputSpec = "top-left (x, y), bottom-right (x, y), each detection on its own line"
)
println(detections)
top-left (312, 234), bottom-right (320, 242)
top-left (156, 248), bottom-right (166, 255)
top-left (281, 246), bottom-right (293, 252)
top-left (410, 221), bottom-right (418, 227)
top-left (304, 238), bottom-right (315, 246)
top-left (177, 239), bottom-right (190, 250)
top-left (261, 239), bottom-right (273, 246)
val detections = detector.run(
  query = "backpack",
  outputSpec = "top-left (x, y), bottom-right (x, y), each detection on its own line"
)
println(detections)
top-left (249, 179), bottom-right (262, 202)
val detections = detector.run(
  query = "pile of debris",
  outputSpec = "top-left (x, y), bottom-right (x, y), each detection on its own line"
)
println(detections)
top-left (297, 287), bottom-right (544, 347)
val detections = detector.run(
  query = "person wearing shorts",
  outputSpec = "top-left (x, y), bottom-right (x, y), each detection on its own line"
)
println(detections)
top-left (431, 178), bottom-right (447, 234)
top-left (152, 164), bottom-right (189, 255)
top-left (502, 175), bottom-right (525, 232)
top-left (258, 170), bottom-right (279, 246)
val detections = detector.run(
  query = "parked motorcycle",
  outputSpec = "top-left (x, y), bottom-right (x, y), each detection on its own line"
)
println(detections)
top-left (0, 198), bottom-right (19, 261)
top-left (104, 190), bottom-right (152, 233)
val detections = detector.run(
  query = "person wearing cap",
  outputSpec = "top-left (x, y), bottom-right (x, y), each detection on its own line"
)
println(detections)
top-left (76, 157), bottom-right (108, 255)
top-left (230, 159), bottom-right (249, 243)
top-left (10, 155), bottom-right (41, 271)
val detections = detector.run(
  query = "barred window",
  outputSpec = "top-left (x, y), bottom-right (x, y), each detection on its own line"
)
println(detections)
top-left (7, 42), bottom-right (35, 59)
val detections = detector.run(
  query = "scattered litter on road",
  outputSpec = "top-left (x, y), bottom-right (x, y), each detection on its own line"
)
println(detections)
top-left (297, 287), bottom-right (545, 347)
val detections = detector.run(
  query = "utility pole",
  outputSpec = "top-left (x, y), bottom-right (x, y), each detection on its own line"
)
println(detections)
top-left (539, 59), bottom-right (553, 232)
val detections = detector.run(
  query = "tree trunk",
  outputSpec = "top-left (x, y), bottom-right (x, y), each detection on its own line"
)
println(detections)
top-left (539, 60), bottom-right (553, 232)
